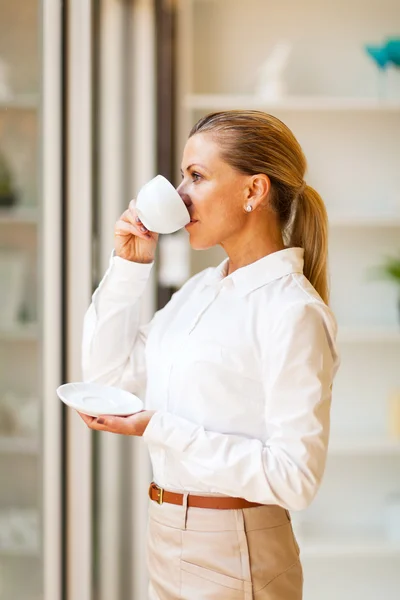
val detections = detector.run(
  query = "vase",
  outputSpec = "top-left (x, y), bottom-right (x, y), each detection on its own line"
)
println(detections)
top-left (0, 192), bottom-right (16, 207)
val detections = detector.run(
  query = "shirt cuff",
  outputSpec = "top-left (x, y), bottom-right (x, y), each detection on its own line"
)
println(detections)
top-left (142, 410), bottom-right (199, 453)
top-left (111, 248), bottom-right (154, 277)
top-left (99, 249), bottom-right (154, 296)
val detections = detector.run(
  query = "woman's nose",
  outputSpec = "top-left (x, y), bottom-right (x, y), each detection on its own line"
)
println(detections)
top-left (177, 186), bottom-right (192, 209)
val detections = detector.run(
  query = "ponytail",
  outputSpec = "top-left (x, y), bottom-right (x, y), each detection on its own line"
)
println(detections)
top-left (289, 185), bottom-right (329, 304)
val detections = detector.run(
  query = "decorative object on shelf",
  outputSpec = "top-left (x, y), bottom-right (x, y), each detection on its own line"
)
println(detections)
top-left (254, 41), bottom-right (292, 100)
top-left (0, 57), bottom-right (12, 103)
top-left (384, 492), bottom-right (400, 543)
top-left (365, 45), bottom-right (391, 70)
top-left (0, 508), bottom-right (39, 554)
top-left (365, 37), bottom-right (400, 98)
top-left (0, 249), bottom-right (27, 326)
top-left (0, 392), bottom-right (39, 437)
top-left (388, 390), bottom-right (400, 439)
top-left (17, 395), bottom-right (40, 437)
top-left (0, 149), bottom-right (17, 207)
top-left (0, 400), bottom-right (18, 435)
top-left (386, 38), bottom-right (400, 66)
top-left (369, 252), bottom-right (400, 322)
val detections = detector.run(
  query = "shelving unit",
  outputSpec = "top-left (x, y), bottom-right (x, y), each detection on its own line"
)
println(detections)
top-left (0, 323), bottom-right (39, 342)
top-left (0, 2), bottom-right (55, 600)
top-left (0, 207), bottom-right (39, 224)
top-left (176, 0), bottom-right (400, 598)
top-left (329, 438), bottom-right (400, 456)
top-left (0, 437), bottom-right (39, 455)
top-left (329, 215), bottom-right (400, 228)
top-left (184, 93), bottom-right (400, 112)
top-left (0, 547), bottom-right (39, 558)
top-left (338, 327), bottom-right (400, 343)
top-left (0, 94), bottom-right (39, 110)
top-left (300, 539), bottom-right (400, 559)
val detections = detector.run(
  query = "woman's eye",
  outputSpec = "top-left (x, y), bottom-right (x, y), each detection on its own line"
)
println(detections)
top-left (191, 172), bottom-right (202, 182)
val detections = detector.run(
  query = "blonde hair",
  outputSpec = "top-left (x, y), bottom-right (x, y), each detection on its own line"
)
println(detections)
top-left (190, 110), bottom-right (329, 304)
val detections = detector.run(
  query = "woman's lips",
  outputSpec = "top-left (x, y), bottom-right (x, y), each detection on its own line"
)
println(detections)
top-left (185, 219), bottom-right (198, 228)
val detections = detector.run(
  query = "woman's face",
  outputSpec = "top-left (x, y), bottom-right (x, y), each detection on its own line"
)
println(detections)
top-left (177, 133), bottom-right (250, 250)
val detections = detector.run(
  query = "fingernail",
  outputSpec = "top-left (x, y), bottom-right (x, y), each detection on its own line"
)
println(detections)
top-left (135, 216), bottom-right (140, 222)
top-left (97, 418), bottom-right (105, 425)
top-left (140, 226), bottom-right (147, 232)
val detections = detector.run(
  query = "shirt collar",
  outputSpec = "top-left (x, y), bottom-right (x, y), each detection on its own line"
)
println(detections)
top-left (203, 247), bottom-right (305, 296)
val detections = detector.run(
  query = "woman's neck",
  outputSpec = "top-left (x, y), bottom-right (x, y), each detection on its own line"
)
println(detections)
top-left (222, 221), bottom-right (285, 276)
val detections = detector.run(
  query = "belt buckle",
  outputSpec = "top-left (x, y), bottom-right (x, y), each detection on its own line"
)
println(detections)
top-left (150, 483), bottom-right (164, 504)
top-left (156, 486), bottom-right (164, 505)
top-left (150, 483), bottom-right (164, 505)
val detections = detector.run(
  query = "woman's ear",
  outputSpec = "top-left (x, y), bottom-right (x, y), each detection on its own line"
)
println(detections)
top-left (245, 174), bottom-right (271, 209)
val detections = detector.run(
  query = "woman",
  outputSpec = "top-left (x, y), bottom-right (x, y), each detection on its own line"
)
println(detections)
top-left (80, 110), bottom-right (340, 599)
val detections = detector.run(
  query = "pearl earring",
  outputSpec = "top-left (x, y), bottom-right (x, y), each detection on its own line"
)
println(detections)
top-left (245, 205), bottom-right (253, 212)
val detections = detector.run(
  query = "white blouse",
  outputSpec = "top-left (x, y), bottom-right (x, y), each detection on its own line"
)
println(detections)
top-left (82, 246), bottom-right (340, 511)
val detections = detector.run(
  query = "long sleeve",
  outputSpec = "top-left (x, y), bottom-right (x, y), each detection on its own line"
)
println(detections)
top-left (81, 251), bottom-right (154, 398)
top-left (143, 302), bottom-right (338, 511)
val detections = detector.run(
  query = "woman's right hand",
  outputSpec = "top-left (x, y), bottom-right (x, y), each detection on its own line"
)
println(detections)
top-left (114, 199), bottom-right (159, 263)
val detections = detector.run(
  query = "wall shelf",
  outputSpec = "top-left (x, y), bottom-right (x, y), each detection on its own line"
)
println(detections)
top-left (329, 438), bottom-right (400, 456)
top-left (0, 94), bottom-right (39, 110)
top-left (0, 437), bottom-right (39, 455)
top-left (0, 547), bottom-right (39, 558)
top-left (337, 327), bottom-right (400, 343)
top-left (0, 207), bottom-right (39, 224)
top-left (184, 94), bottom-right (400, 113)
top-left (300, 539), bottom-right (400, 559)
top-left (329, 215), bottom-right (400, 228)
top-left (0, 324), bottom-right (39, 342)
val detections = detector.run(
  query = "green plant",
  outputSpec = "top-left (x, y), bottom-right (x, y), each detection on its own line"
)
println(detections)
top-left (0, 150), bottom-right (14, 196)
top-left (371, 253), bottom-right (400, 286)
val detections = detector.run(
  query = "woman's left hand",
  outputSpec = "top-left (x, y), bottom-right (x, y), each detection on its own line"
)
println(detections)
top-left (77, 410), bottom-right (156, 436)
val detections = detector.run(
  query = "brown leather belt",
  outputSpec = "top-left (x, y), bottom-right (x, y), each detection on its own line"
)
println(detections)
top-left (148, 482), bottom-right (263, 510)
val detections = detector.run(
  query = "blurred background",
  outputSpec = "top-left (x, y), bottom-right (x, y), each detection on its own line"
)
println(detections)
top-left (0, 0), bottom-right (399, 599)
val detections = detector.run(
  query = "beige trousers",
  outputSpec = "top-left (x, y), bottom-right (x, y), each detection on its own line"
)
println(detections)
top-left (146, 495), bottom-right (303, 599)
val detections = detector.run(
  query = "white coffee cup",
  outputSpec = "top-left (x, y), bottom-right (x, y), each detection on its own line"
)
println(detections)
top-left (135, 175), bottom-right (190, 234)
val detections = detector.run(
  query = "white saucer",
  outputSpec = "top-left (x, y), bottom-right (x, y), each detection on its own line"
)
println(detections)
top-left (56, 382), bottom-right (144, 417)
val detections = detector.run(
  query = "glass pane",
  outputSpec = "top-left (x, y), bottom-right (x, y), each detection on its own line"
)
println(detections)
top-left (0, 0), bottom-right (42, 598)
